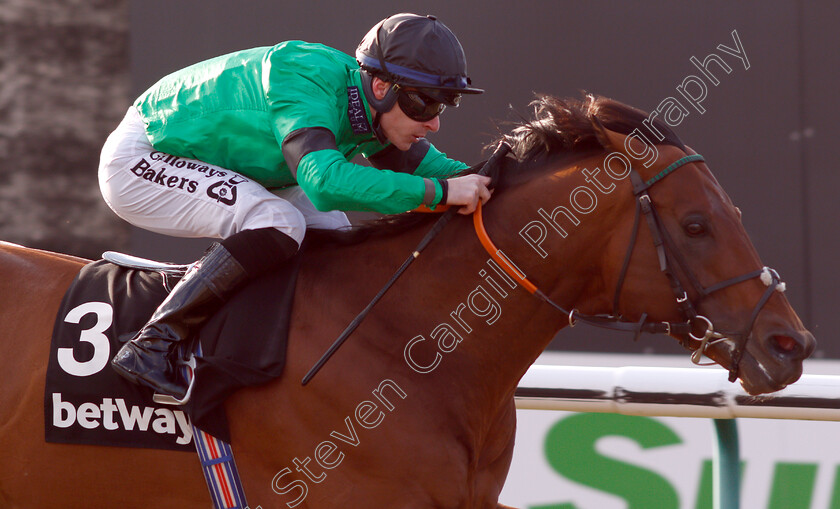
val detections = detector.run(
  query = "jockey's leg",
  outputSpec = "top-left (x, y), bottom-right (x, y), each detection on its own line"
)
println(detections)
top-left (99, 106), bottom-right (311, 402)
top-left (111, 227), bottom-right (298, 401)
top-left (271, 185), bottom-right (351, 230)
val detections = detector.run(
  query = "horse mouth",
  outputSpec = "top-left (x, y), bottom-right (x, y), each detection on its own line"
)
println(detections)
top-left (735, 329), bottom-right (815, 395)
top-left (739, 368), bottom-right (795, 396)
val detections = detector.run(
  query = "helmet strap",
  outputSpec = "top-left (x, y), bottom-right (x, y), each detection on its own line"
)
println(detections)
top-left (371, 113), bottom-right (387, 144)
top-left (359, 70), bottom-right (397, 143)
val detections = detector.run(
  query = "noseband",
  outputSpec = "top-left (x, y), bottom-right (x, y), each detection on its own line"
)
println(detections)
top-left (474, 153), bottom-right (787, 383)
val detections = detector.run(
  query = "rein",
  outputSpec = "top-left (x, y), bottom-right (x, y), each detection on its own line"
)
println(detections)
top-left (474, 154), bottom-right (787, 382)
top-left (302, 146), bottom-right (786, 387)
top-left (301, 143), bottom-right (512, 385)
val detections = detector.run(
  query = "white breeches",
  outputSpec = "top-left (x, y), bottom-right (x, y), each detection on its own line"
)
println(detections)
top-left (98, 107), bottom-right (350, 245)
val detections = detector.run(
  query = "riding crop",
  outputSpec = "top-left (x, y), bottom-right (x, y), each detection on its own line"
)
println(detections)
top-left (301, 142), bottom-right (511, 385)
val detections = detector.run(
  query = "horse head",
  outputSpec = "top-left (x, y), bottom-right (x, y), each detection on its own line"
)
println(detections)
top-left (491, 94), bottom-right (814, 395)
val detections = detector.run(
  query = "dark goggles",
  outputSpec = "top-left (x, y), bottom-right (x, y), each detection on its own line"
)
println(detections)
top-left (395, 87), bottom-right (459, 122)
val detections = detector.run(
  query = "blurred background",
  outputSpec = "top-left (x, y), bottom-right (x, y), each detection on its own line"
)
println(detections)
top-left (2, 0), bottom-right (838, 358)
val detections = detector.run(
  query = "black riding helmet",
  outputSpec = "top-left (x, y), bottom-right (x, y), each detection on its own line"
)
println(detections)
top-left (356, 13), bottom-right (483, 118)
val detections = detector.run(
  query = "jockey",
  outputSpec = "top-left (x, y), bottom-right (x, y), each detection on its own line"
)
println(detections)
top-left (100, 13), bottom-right (491, 403)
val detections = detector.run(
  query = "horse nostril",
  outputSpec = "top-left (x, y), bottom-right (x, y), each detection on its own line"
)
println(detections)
top-left (762, 329), bottom-right (815, 371)
top-left (774, 335), bottom-right (797, 353)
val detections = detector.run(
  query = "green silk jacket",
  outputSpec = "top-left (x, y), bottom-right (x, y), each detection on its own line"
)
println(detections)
top-left (134, 41), bottom-right (467, 213)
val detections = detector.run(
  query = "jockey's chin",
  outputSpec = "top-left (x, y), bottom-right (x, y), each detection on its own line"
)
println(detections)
top-left (379, 108), bottom-right (440, 152)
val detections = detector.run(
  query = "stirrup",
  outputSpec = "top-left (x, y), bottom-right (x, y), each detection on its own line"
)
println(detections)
top-left (153, 354), bottom-right (197, 406)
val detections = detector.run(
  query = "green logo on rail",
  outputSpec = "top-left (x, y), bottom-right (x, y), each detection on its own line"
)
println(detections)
top-left (532, 413), bottom-right (837, 509)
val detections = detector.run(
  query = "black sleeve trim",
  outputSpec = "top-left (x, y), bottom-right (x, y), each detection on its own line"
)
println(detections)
top-left (367, 138), bottom-right (431, 174)
top-left (282, 127), bottom-right (339, 178)
top-left (438, 178), bottom-right (449, 206)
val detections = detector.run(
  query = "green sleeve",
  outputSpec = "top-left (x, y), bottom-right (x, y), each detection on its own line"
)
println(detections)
top-left (297, 149), bottom-right (442, 213)
top-left (413, 143), bottom-right (469, 178)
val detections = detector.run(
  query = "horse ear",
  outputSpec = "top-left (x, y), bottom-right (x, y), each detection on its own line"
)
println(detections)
top-left (589, 115), bottom-right (630, 154)
top-left (589, 117), bottom-right (661, 167)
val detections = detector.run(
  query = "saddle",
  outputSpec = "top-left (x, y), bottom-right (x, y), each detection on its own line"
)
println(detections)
top-left (103, 250), bottom-right (190, 278)
top-left (45, 250), bottom-right (301, 445)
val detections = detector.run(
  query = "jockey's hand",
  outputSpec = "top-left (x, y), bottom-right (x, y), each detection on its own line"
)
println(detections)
top-left (446, 174), bottom-right (493, 215)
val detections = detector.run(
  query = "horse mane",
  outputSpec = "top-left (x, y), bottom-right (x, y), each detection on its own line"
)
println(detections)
top-left (503, 93), bottom-right (686, 162)
top-left (304, 92), bottom-right (686, 250)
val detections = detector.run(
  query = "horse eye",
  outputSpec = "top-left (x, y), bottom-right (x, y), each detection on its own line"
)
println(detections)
top-left (684, 222), bottom-right (706, 237)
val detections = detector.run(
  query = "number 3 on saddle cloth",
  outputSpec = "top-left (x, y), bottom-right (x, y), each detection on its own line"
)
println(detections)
top-left (44, 252), bottom-right (300, 448)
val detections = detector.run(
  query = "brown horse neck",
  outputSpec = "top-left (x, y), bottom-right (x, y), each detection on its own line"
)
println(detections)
top-left (290, 152), bottom-right (628, 411)
top-left (412, 153), bottom-right (630, 399)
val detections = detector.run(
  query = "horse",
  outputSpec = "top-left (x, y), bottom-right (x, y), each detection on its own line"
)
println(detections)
top-left (0, 94), bottom-right (814, 508)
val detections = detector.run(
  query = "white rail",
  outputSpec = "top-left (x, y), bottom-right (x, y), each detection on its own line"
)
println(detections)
top-left (514, 365), bottom-right (840, 421)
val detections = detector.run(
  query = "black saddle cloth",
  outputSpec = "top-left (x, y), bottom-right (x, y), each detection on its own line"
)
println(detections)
top-left (46, 255), bottom-right (299, 446)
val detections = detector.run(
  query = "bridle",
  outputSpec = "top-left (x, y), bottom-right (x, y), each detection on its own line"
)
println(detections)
top-left (474, 152), bottom-right (787, 383)
top-left (302, 145), bottom-right (787, 387)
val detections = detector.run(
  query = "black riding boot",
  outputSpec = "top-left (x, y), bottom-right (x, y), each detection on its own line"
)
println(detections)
top-left (111, 228), bottom-right (300, 403)
top-left (111, 242), bottom-right (248, 401)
